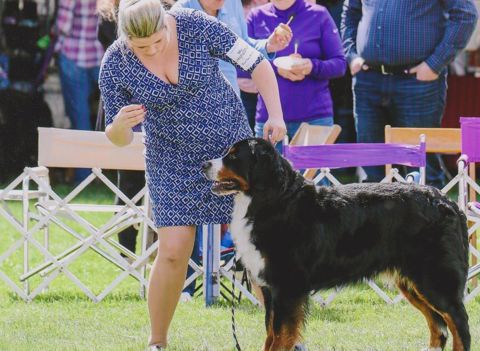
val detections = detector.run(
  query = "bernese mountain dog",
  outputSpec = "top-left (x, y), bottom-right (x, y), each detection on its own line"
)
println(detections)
top-left (202, 138), bottom-right (470, 351)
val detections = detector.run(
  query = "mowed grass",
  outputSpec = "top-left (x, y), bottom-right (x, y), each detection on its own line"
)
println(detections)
top-left (0, 183), bottom-right (479, 351)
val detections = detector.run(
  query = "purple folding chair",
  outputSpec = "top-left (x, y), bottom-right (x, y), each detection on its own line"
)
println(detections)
top-left (460, 117), bottom-right (480, 214)
top-left (461, 117), bottom-right (480, 163)
top-left (460, 117), bottom-right (480, 302)
top-left (282, 136), bottom-right (426, 305)
top-left (283, 136), bottom-right (427, 186)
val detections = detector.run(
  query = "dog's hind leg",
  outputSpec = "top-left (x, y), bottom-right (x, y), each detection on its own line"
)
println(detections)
top-left (420, 293), bottom-right (470, 351)
top-left (437, 303), bottom-right (470, 351)
top-left (423, 291), bottom-right (470, 351)
top-left (262, 287), bottom-right (274, 351)
top-left (399, 276), bottom-right (470, 351)
top-left (268, 293), bottom-right (308, 351)
top-left (396, 278), bottom-right (448, 350)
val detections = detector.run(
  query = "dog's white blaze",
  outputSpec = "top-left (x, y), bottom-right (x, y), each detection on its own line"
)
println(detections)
top-left (231, 193), bottom-right (266, 286)
top-left (206, 157), bottom-right (223, 180)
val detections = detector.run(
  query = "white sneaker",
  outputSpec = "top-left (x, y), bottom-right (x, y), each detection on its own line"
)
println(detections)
top-left (179, 292), bottom-right (193, 303)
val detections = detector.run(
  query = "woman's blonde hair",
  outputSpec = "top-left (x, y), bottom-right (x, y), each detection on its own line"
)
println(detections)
top-left (117, 0), bottom-right (166, 41)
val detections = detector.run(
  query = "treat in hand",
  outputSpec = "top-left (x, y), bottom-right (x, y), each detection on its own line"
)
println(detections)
top-left (274, 15), bottom-right (294, 38)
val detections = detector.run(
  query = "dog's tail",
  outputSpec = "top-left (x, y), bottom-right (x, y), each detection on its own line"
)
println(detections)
top-left (436, 197), bottom-right (469, 268)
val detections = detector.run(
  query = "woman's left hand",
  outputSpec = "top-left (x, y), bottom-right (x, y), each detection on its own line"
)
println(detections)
top-left (263, 117), bottom-right (287, 144)
top-left (290, 54), bottom-right (313, 76)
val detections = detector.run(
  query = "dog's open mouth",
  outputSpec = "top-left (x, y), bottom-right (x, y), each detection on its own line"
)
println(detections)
top-left (211, 179), bottom-right (240, 195)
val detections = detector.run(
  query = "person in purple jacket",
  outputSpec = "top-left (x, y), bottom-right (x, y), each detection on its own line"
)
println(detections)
top-left (248, 0), bottom-right (346, 141)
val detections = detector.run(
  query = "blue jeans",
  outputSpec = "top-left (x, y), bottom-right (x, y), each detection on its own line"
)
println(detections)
top-left (352, 70), bottom-right (447, 188)
top-left (58, 54), bottom-right (100, 182)
top-left (255, 117), bottom-right (334, 152)
top-left (58, 54), bottom-right (100, 130)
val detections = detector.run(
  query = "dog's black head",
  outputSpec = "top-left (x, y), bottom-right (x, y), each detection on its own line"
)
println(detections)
top-left (202, 138), bottom-right (294, 196)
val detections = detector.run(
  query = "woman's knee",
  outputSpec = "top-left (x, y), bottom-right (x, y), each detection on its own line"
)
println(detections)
top-left (158, 246), bottom-right (190, 265)
top-left (157, 227), bottom-right (195, 265)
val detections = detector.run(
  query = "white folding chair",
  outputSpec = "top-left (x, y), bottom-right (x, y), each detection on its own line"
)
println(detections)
top-left (0, 127), bottom-right (222, 303)
top-left (0, 167), bottom-right (49, 300)
top-left (10, 127), bottom-right (161, 302)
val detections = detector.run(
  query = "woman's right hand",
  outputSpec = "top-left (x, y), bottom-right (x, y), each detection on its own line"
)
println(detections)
top-left (112, 104), bottom-right (146, 130)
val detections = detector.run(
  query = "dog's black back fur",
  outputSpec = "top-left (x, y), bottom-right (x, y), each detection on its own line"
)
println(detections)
top-left (251, 169), bottom-right (469, 295)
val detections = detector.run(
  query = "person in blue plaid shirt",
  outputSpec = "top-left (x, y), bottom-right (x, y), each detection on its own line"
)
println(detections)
top-left (342, 0), bottom-right (478, 188)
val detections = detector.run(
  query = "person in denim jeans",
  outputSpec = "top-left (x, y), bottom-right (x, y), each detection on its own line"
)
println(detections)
top-left (342, 0), bottom-right (478, 188)
top-left (56, 0), bottom-right (104, 183)
top-left (352, 70), bottom-right (448, 187)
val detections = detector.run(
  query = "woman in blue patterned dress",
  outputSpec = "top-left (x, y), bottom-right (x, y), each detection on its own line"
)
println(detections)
top-left (99, 0), bottom-right (286, 349)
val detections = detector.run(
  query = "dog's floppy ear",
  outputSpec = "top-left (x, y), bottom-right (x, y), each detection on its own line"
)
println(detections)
top-left (250, 141), bottom-right (285, 193)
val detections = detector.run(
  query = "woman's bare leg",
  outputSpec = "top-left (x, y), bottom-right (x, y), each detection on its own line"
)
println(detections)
top-left (148, 225), bottom-right (196, 347)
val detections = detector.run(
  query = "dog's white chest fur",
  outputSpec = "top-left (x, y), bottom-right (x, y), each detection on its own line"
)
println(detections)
top-left (231, 193), bottom-right (266, 286)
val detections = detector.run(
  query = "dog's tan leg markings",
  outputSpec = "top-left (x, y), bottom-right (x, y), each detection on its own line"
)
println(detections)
top-left (263, 312), bottom-right (274, 351)
top-left (269, 301), bottom-right (304, 351)
top-left (397, 279), bottom-right (447, 350)
top-left (410, 285), bottom-right (467, 351)
top-left (270, 326), bottom-right (300, 351)
top-left (441, 314), bottom-right (465, 351)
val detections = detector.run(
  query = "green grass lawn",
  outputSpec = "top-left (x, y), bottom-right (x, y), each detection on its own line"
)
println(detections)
top-left (0, 183), bottom-right (479, 350)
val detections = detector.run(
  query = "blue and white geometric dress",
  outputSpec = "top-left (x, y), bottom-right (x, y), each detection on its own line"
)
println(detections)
top-left (99, 8), bottom-right (263, 227)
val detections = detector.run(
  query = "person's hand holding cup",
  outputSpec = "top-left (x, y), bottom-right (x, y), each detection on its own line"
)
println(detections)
top-left (289, 53), bottom-right (313, 77)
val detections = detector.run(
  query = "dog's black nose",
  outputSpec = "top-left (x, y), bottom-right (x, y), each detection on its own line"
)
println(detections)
top-left (201, 161), bottom-right (211, 171)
